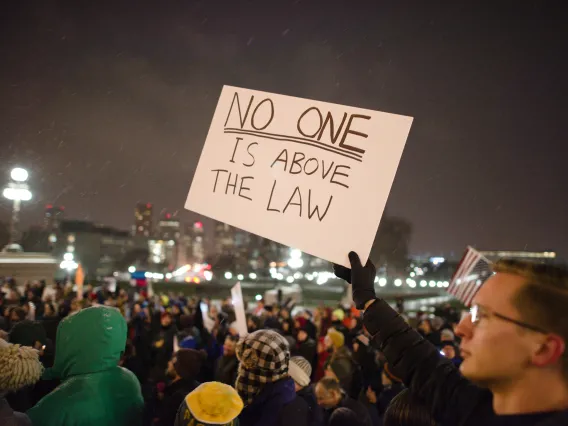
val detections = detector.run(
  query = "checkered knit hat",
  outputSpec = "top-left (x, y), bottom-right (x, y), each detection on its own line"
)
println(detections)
top-left (235, 329), bottom-right (290, 405)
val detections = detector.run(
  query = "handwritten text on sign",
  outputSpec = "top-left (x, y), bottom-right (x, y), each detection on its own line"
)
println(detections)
top-left (185, 86), bottom-right (413, 267)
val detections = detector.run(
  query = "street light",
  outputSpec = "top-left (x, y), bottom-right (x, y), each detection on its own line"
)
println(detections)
top-left (2, 167), bottom-right (32, 244)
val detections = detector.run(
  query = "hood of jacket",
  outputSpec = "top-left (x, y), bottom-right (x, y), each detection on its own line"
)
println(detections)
top-left (46, 306), bottom-right (126, 380)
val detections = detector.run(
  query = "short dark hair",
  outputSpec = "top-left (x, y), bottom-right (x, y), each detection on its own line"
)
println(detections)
top-left (384, 389), bottom-right (437, 426)
top-left (493, 259), bottom-right (568, 380)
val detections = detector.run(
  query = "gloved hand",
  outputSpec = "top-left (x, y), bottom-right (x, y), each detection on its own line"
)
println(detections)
top-left (333, 252), bottom-right (377, 310)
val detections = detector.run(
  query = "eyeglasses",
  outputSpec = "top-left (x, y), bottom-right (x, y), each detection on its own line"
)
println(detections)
top-left (470, 304), bottom-right (548, 334)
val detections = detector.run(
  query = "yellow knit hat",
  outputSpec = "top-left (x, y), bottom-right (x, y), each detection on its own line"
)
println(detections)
top-left (326, 329), bottom-right (345, 349)
top-left (183, 382), bottom-right (243, 425)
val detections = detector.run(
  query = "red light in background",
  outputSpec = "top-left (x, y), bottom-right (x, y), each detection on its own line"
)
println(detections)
top-left (194, 222), bottom-right (203, 229)
top-left (46, 204), bottom-right (53, 209)
top-left (61, 206), bottom-right (65, 210)
top-left (146, 203), bottom-right (152, 208)
top-left (166, 213), bottom-right (171, 219)
top-left (205, 264), bottom-right (211, 270)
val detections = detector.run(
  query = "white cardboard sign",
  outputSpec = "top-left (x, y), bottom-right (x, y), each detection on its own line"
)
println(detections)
top-left (185, 86), bottom-right (413, 267)
top-left (231, 283), bottom-right (248, 337)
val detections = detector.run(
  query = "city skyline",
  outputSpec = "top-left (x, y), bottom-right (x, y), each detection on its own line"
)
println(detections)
top-left (1, 1), bottom-right (566, 257)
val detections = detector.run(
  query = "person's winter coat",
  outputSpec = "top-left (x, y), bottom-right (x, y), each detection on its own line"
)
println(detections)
top-left (27, 306), bottom-right (144, 426)
top-left (238, 378), bottom-right (309, 426)
top-left (363, 298), bottom-right (568, 426)
top-left (0, 397), bottom-right (31, 426)
top-left (157, 378), bottom-right (199, 426)
top-left (296, 385), bottom-right (325, 426)
top-left (215, 354), bottom-right (239, 386)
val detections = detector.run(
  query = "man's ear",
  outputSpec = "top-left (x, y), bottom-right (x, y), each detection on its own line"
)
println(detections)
top-left (532, 334), bottom-right (565, 367)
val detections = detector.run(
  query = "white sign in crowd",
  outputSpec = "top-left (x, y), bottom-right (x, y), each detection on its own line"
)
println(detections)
top-left (186, 86), bottom-right (413, 267)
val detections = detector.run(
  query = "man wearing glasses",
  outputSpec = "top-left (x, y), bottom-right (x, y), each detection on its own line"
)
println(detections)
top-left (334, 253), bottom-right (568, 425)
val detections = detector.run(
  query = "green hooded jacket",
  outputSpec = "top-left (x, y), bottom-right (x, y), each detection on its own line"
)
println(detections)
top-left (27, 306), bottom-right (144, 426)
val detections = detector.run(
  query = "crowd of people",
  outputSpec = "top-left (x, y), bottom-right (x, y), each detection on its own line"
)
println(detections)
top-left (1, 252), bottom-right (567, 425)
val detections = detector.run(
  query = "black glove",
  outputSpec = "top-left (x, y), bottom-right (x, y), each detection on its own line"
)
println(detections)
top-left (333, 251), bottom-right (377, 310)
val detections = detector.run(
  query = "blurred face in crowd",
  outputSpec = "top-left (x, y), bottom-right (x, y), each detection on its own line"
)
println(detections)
top-left (455, 272), bottom-right (561, 388)
top-left (281, 309), bottom-right (290, 319)
top-left (223, 337), bottom-right (236, 356)
top-left (282, 322), bottom-right (290, 333)
top-left (315, 383), bottom-right (341, 409)
top-left (324, 335), bottom-right (333, 351)
top-left (161, 314), bottom-right (172, 327)
top-left (133, 304), bottom-right (142, 315)
top-left (172, 305), bottom-right (180, 315)
top-left (166, 355), bottom-right (178, 378)
top-left (441, 344), bottom-right (456, 359)
top-left (297, 330), bottom-right (308, 343)
top-left (418, 320), bottom-right (432, 334)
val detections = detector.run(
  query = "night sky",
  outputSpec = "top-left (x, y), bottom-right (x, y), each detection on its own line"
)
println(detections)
top-left (1, 1), bottom-right (566, 257)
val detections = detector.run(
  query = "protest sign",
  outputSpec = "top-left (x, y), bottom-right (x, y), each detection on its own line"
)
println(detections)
top-left (231, 283), bottom-right (248, 337)
top-left (185, 86), bottom-right (413, 267)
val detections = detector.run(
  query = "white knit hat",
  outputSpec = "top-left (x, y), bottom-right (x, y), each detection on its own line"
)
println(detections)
top-left (289, 356), bottom-right (311, 387)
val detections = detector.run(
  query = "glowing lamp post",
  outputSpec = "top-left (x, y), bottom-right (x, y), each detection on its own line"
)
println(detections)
top-left (2, 168), bottom-right (32, 244)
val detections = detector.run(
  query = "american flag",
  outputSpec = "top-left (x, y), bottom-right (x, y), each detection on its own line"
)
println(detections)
top-left (447, 247), bottom-right (493, 306)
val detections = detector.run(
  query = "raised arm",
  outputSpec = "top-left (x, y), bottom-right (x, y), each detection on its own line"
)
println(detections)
top-left (334, 252), bottom-right (493, 424)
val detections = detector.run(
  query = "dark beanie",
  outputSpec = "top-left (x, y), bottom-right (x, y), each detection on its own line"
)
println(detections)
top-left (174, 349), bottom-right (206, 380)
top-left (9, 320), bottom-right (47, 348)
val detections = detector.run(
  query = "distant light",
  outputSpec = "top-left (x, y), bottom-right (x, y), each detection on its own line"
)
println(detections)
top-left (288, 257), bottom-right (304, 269)
top-left (430, 257), bottom-right (445, 265)
top-left (394, 279), bottom-right (402, 287)
top-left (410, 272), bottom-right (415, 277)
top-left (293, 272), bottom-right (303, 279)
top-left (420, 280), bottom-right (427, 287)
top-left (185, 277), bottom-right (191, 283)
top-left (204, 271), bottom-right (213, 281)
top-left (194, 221), bottom-right (203, 229)
top-left (59, 260), bottom-right (78, 271)
top-left (378, 278), bottom-right (387, 287)
top-left (305, 274), bottom-right (313, 281)
top-left (249, 272), bottom-right (257, 279)
top-left (443, 281), bottom-right (449, 287)
top-left (128, 266), bottom-right (136, 273)
top-left (408, 280), bottom-right (416, 288)
top-left (165, 273), bottom-right (172, 279)
top-left (193, 277), bottom-right (200, 284)
top-left (11, 168), bottom-right (28, 182)
top-left (224, 271), bottom-right (233, 279)
top-left (63, 252), bottom-right (74, 261)
top-left (437, 281), bottom-right (444, 288)
top-left (145, 272), bottom-right (153, 278)
top-left (429, 281), bottom-right (436, 288)
top-left (255, 294), bottom-right (262, 301)
top-left (3, 188), bottom-right (32, 201)
top-left (374, 276), bottom-right (379, 283)
top-left (237, 274), bottom-right (244, 281)
top-left (290, 249), bottom-right (302, 259)
top-left (276, 273), bottom-right (284, 280)
top-left (286, 276), bottom-right (294, 283)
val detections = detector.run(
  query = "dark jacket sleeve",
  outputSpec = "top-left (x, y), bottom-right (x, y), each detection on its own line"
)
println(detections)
top-left (363, 298), bottom-right (494, 425)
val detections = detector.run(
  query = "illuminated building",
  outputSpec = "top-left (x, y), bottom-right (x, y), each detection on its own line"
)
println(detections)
top-left (158, 213), bottom-right (181, 241)
top-left (44, 205), bottom-right (65, 232)
top-left (134, 203), bottom-right (153, 237)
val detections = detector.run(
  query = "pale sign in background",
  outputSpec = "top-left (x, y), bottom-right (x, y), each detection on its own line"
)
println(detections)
top-left (185, 86), bottom-right (413, 267)
top-left (231, 283), bottom-right (248, 337)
